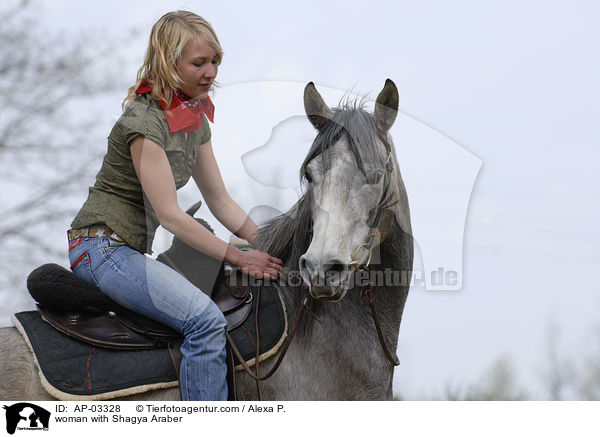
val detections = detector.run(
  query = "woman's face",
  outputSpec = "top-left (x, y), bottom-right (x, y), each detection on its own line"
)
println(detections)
top-left (176, 37), bottom-right (218, 99)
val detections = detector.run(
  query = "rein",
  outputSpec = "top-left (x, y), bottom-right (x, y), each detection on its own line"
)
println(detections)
top-left (225, 283), bottom-right (312, 400)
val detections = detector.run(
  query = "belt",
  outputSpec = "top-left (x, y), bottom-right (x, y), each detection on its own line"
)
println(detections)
top-left (67, 224), bottom-right (125, 242)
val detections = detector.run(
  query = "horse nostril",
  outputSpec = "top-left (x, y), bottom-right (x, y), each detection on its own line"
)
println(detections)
top-left (299, 256), bottom-right (310, 274)
top-left (299, 255), bottom-right (348, 285)
top-left (299, 255), bottom-right (315, 288)
top-left (324, 260), bottom-right (348, 275)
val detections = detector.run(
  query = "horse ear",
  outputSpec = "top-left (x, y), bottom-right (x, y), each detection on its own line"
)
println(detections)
top-left (185, 200), bottom-right (203, 217)
top-left (374, 79), bottom-right (399, 132)
top-left (304, 82), bottom-right (333, 130)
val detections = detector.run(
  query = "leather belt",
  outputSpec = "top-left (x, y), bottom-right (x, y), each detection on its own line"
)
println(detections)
top-left (68, 224), bottom-right (125, 242)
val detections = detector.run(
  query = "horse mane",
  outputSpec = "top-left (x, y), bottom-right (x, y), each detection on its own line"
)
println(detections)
top-left (253, 190), bottom-right (313, 291)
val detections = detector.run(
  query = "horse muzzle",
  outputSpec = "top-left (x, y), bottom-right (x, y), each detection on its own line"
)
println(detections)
top-left (299, 253), bottom-right (351, 301)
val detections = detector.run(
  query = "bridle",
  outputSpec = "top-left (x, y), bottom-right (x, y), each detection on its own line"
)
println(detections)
top-left (348, 144), bottom-right (398, 271)
top-left (347, 130), bottom-right (401, 366)
top-left (229, 129), bottom-right (401, 399)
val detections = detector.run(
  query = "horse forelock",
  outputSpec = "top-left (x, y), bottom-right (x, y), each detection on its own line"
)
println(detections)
top-left (300, 101), bottom-right (387, 181)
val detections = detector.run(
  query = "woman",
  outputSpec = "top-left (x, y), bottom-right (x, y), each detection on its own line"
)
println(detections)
top-left (67, 11), bottom-right (283, 401)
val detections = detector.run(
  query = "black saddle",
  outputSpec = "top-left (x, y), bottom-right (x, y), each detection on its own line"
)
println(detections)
top-left (23, 262), bottom-right (286, 400)
top-left (27, 263), bottom-right (252, 348)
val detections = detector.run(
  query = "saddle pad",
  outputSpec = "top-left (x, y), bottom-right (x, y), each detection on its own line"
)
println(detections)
top-left (13, 311), bottom-right (178, 401)
top-left (228, 283), bottom-right (288, 370)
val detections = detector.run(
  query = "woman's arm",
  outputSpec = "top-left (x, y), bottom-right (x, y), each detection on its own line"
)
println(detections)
top-left (130, 136), bottom-right (282, 279)
top-left (191, 139), bottom-right (259, 244)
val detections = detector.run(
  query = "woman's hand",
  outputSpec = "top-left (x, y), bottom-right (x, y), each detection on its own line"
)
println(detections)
top-left (237, 250), bottom-right (283, 280)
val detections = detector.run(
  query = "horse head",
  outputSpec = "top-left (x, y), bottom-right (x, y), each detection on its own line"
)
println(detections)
top-left (298, 80), bottom-right (402, 301)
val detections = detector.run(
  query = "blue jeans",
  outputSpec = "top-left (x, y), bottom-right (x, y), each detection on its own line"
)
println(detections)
top-left (68, 236), bottom-right (228, 401)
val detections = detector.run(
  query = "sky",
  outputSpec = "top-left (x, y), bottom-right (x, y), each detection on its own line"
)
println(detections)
top-left (2, 0), bottom-right (600, 400)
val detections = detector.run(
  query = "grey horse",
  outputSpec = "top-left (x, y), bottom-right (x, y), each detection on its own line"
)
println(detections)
top-left (0, 80), bottom-right (413, 400)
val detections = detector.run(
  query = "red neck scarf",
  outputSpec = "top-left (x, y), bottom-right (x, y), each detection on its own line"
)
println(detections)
top-left (135, 82), bottom-right (214, 133)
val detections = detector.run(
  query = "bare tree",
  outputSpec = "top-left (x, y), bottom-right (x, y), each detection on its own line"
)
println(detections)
top-left (576, 324), bottom-right (600, 400)
top-left (537, 321), bottom-right (575, 400)
top-left (441, 357), bottom-right (528, 401)
top-left (0, 0), bottom-right (136, 321)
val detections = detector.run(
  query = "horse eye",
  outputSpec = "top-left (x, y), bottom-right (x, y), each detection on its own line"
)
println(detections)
top-left (367, 170), bottom-right (383, 184)
top-left (304, 170), bottom-right (313, 183)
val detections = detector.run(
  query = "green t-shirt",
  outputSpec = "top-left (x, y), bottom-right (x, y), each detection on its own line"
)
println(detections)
top-left (71, 93), bottom-right (211, 254)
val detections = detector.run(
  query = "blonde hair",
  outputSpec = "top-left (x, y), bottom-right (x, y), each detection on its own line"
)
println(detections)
top-left (123, 11), bottom-right (223, 109)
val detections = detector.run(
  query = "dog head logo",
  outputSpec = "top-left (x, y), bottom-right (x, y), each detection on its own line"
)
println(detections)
top-left (3, 403), bottom-right (50, 434)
